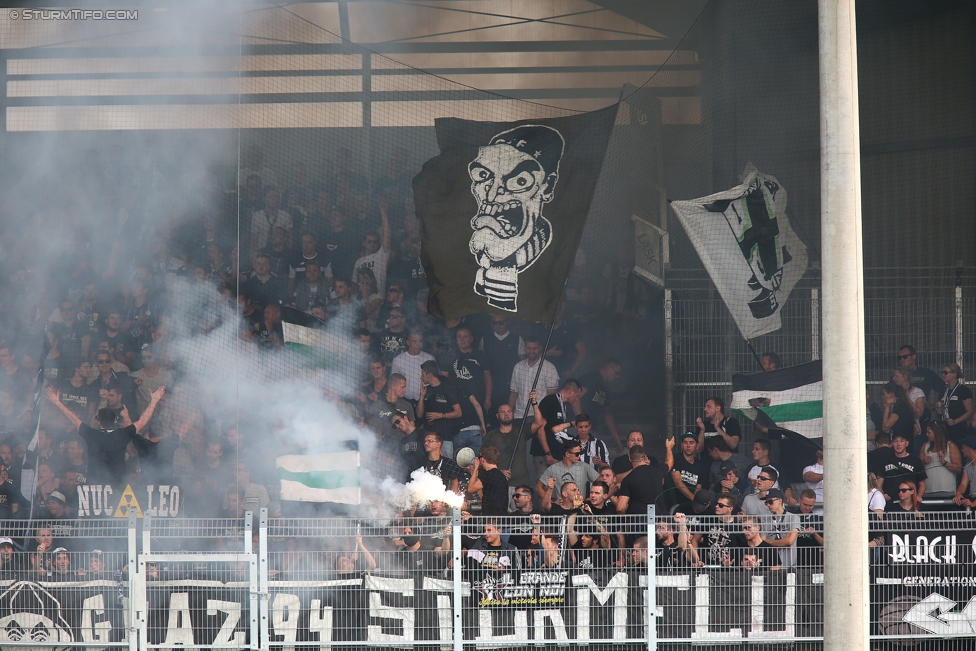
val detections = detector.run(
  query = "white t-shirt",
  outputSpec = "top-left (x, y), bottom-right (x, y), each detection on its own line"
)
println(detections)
top-left (803, 462), bottom-right (824, 501)
top-left (353, 248), bottom-right (390, 291)
top-left (867, 488), bottom-right (886, 512)
top-left (509, 358), bottom-right (559, 417)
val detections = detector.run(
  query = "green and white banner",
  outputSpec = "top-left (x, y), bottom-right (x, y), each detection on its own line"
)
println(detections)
top-left (731, 360), bottom-right (822, 439)
top-left (276, 451), bottom-right (361, 504)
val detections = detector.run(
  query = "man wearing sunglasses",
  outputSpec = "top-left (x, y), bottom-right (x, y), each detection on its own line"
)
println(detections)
top-left (759, 488), bottom-right (799, 569)
top-left (897, 344), bottom-right (944, 405)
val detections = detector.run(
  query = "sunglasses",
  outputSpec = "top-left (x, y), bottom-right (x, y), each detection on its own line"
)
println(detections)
top-left (758, 476), bottom-right (773, 481)
top-left (392, 418), bottom-right (404, 426)
top-left (565, 450), bottom-right (582, 456)
top-left (514, 493), bottom-right (531, 499)
top-left (716, 503), bottom-right (732, 509)
top-left (898, 488), bottom-right (913, 493)
top-left (942, 370), bottom-right (953, 375)
top-left (898, 354), bottom-right (912, 360)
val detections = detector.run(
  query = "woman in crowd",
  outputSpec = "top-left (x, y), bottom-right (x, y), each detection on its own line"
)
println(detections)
top-left (881, 381), bottom-right (917, 442)
top-left (919, 420), bottom-right (961, 496)
top-left (867, 472), bottom-right (886, 515)
top-left (891, 366), bottom-right (929, 432)
top-left (885, 480), bottom-right (922, 516)
top-left (940, 363), bottom-right (974, 442)
top-left (356, 266), bottom-right (383, 332)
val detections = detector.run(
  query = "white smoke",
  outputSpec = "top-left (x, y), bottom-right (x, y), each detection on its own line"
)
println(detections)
top-left (381, 468), bottom-right (464, 511)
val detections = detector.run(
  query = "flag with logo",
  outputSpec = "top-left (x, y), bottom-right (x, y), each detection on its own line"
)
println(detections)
top-left (731, 360), bottom-right (822, 440)
top-left (412, 106), bottom-right (618, 323)
top-left (670, 165), bottom-right (809, 339)
top-left (276, 449), bottom-right (361, 504)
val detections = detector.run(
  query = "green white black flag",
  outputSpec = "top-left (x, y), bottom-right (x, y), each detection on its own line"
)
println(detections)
top-left (412, 106), bottom-right (617, 323)
top-left (731, 361), bottom-right (822, 440)
top-left (670, 165), bottom-right (808, 339)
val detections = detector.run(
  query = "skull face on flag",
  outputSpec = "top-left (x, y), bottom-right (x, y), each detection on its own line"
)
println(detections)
top-left (0, 582), bottom-right (73, 651)
top-left (467, 124), bottom-right (565, 312)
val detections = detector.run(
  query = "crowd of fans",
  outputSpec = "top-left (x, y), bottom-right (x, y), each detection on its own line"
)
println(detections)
top-left (0, 143), bottom-right (972, 579)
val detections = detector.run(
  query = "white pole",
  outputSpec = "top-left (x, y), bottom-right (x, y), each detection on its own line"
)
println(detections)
top-left (819, 2), bottom-right (868, 651)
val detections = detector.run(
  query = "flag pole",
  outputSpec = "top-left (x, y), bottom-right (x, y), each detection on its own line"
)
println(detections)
top-left (506, 319), bottom-right (558, 473)
top-left (744, 339), bottom-right (765, 371)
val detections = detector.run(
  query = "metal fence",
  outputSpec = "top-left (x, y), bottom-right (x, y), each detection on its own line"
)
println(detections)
top-left (1, 510), bottom-right (975, 649)
top-left (667, 266), bottom-right (976, 439)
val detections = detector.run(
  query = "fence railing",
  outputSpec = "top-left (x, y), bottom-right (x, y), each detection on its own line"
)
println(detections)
top-left (1, 510), bottom-right (975, 648)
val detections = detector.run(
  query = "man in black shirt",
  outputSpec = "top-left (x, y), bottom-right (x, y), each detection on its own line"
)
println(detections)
top-left (535, 378), bottom-right (582, 464)
top-left (898, 344), bottom-right (944, 403)
top-left (45, 384), bottom-right (165, 485)
top-left (450, 326), bottom-right (491, 411)
top-left (467, 446), bottom-right (509, 516)
top-left (392, 411), bottom-right (426, 481)
top-left (373, 307), bottom-right (409, 366)
top-left (696, 396), bottom-right (741, 453)
top-left (418, 432), bottom-right (464, 494)
top-left (669, 431), bottom-right (710, 507)
top-left (870, 431), bottom-right (927, 499)
top-left (616, 445), bottom-right (668, 516)
top-left (417, 361), bottom-right (462, 458)
top-left (579, 359), bottom-right (623, 451)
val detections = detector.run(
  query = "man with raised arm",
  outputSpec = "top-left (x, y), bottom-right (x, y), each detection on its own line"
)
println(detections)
top-left (46, 384), bottom-right (165, 485)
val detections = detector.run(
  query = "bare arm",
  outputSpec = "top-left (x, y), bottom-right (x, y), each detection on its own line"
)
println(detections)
top-left (483, 370), bottom-right (493, 410)
top-left (45, 386), bottom-right (82, 430)
top-left (378, 200), bottom-right (392, 253)
top-left (466, 458), bottom-right (484, 494)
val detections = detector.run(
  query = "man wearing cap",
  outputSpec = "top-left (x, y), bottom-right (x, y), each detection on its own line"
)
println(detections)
top-left (0, 538), bottom-right (16, 574)
top-left (40, 491), bottom-right (71, 519)
top-left (869, 431), bottom-right (927, 500)
top-left (392, 410), bottom-right (427, 481)
top-left (714, 460), bottom-right (749, 499)
top-left (669, 432), bottom-right (710, 506)
top-left (952, 435), bottom-right (976, 507)
top-left (759, 488), bottom-right (800, 568)
top-left (741, 466), bottom-right (778, 516)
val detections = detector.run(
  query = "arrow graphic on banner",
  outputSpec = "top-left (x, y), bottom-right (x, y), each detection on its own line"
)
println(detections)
top-left (902, 594), bottom-right (976, 635)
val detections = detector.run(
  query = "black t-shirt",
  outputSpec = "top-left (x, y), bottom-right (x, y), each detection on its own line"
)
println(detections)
top-left (611, 453), bottom-right (633, 475)
top-left (399, 430), bottom-right (426, 481)
top-left (320, 226), bottom-right (359, 280)
top-left (507, 511), bottom-right (543, 549)
top-left (655, 539), bottom-right (686, 569)
top-left (78, 423), bottom-right (155, 485)
top-left (534, 393), bottom-right (574, 459)
top-left (670, 454), bottom-right (710, 493)
top-left (420, 456), bottom-right (465, 491)
top-left (450, 350), bottom-right (489, 404)
top-left (579, 370), bottom-right (611, 427)
top-left (618, 464), bottom-right (666, 514)
top-left (477, 467), bottom-right (510, 516)
top-left (703, 416), bottom-right (742, 453)
top-left (373, 329), bottom-right (409, 365)
top-left (728, 536), bottom-right (779, 568)
top-left (423, 383), bottom-right (461, 441)
top-left (0, 483), bottom-right (23, 519)
top-left (796, 512), bottom-right (824, 566)
top-left (869, 447), bottom-right (928, 497)
top-left (886, 401), bottom-right (915, 440)
top-left (913, 367), bottom-right (945, 398)
top-left (697, 519), bottom-right (738, 565)
top-left (941, 383), bottom-right (974, 439)
top-left (59, 381), bottom-right (98, 422)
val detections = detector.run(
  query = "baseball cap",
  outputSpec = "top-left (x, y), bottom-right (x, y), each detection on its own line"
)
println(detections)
top-left (0, 538), bottom-right (14, 547)
top-left (692, 490), bottom-right (713, 514)
top-left (48, 491), bottom-right (66, 504)
top-left (764, 488), bottom-right (785, 503)
top-left (960, 435), bottom-right (976, 450)
top-left (679, 431), bottom-right (697, 442)
top-left (389, 408), bottom-right (409, 423)
top-left (719, 460), bottom-right (738, 476)
top-left (52, 547), bottom-right (68, 554)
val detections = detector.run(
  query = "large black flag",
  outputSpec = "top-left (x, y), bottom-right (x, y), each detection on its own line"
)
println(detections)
top-left (413, 106), bottom-right (617, 323)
